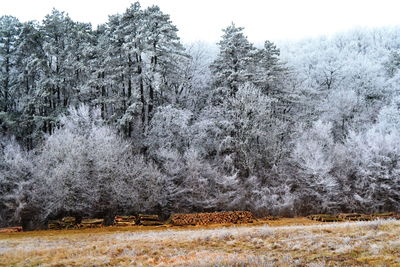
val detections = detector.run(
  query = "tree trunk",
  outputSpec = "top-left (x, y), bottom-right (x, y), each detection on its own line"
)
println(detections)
top-left (148, 84), bottom-right (154, 123)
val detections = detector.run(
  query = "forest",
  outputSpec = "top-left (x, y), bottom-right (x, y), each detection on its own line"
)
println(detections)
top-left (1, 2), bottom-right (400, 230)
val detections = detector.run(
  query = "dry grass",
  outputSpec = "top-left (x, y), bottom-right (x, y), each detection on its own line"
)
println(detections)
top-left (1, 218), bottom-right (399, 266)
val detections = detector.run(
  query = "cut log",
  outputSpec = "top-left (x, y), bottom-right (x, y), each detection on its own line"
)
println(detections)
top-left (338, 213), bottom-right (362, 219)
top-left (307, 214), bottom-right (343, 222)
top-left (137, 214), bottom-right (161, 226)
top-left (48, 220), bottom-right (63, 230)
top-left (114, 215), bottom-right (137, 226)
top-left (47, 217), bottom-right (79, 230)
top-left (77, 218), bottom-right (104, 228)
top-left (168, 211), bottom-right (255, 226)
top-left (373, 212), bottom-right (395, 217)
top-left (319, 216), bottom-right (343, 222)
top-left (140, 221), bottom-right (163, 226)
top-left (115, 221), bottom-right (136, 226)
top-left (61, 217), bottom-right (76, 223)
top-left (0, 226), bottom-right (23, 233)
top-left (115, 215), bottom-right (137, 221)
top-left (81, 218), bottom-right (104, 225)
top-left (372, 212), bottom-right (398, 219)
top-left (307, 213), bottom-right (383, 222)
top-left (138, 214), bottom-right (159, 221)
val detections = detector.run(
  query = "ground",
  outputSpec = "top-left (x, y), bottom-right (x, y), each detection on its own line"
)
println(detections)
top-left (0, 218), bottom-right (399, 266)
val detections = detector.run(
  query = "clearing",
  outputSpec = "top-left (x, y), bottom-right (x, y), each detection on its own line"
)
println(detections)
top-left (0, 218), bottom-right (399, 266)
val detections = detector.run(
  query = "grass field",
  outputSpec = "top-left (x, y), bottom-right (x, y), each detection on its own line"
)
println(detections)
top-left (1, 218), bottom-right (399, 266)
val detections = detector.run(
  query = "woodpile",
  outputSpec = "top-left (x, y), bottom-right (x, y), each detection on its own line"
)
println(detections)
top-left (307, 214), bottom-right (344, 222)
top-left (48, 217), bottom-right (104, 230)
top-left (307, 213), bottom-right (400, 222)
top-left (338, 213), bottom-right (371, 221)
top-left (79, 218), bottom-right (104, 228)
top-left (114, 216), bottom-right (137, 226)
top-left (168, 211), bottom-right (255, 226)
top-left (138, 214), bottom-right (163, 226)
top-left (62, 216), bottom-right (77, 226)
top-left (48, 217), bottom-right (77, 230)
top-left (0, 226), bottom-right (22, 233)
top-left (372, 212), bottom-right (400, 220)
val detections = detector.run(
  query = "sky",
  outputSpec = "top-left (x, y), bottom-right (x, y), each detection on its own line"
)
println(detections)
top-left (1, 0), bottom-right (400, 43)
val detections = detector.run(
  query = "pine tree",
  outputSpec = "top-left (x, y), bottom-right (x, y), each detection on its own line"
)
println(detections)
top-left (141, 5), bottom-right (186, 125)
top-left (253, 40), bottom-right (287, 92)
top-left (13, 21), bottom-right (45, 149)
top-left (0, 16), bottom-right (22, 113)
top-left (210, 23), bottom-right (255, 97)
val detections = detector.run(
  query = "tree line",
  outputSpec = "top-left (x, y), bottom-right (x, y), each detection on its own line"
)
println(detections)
top-left (1, 3), bottom-right (400, 229)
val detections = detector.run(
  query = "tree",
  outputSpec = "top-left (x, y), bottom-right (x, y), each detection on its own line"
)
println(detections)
top-left (0, 137), bottom-right (34, 229)
top-left (0, 11), bottom-right (97, 149)
top-left (210, 23), bottom-right (255, 97)
top-left (342, 101), bottom-right (400, 212)
top-left (321, 88), bottom-right (361, 142)
top-left (34, 9), bottom-right (92, 135)
top-left (0, 16), bottom-right (22, 113)
top-left (0, 16), bottom-right (28, 146)
top-left (96, 3), bottom-right (187, 137)
top-left (34, 105), bottom-right (146, 223)
top-left (228, 84), bottom-right (288, 177)
top-left (140, 5), bottom-right (186, 125)
top-left (253, 40), bottom-right (286, 92)
top-left (172, 42), bottom-right (214, 111)
top-left (385, 50), bottom-right (400, 78)
top-left (290, 120), bottom-right (338, 214)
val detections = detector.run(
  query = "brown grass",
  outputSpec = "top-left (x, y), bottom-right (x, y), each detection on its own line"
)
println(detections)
top-left (1, 218), bottom-right (399, 266)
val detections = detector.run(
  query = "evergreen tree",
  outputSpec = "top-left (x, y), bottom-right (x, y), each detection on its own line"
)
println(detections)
top-left (210, 23), bottom-right (255, 97)
top-left (0, 16), bottom-right (22, 113)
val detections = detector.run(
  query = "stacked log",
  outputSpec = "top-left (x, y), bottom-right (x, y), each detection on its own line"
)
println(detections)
top-left (114, 215), bottom-right (137, 226)
top-left (48, 220), bottom-right (63, 230)
top-left (61, 217), bottom-right (77, 228)
top-left (0, 226), bottom-right (22, 233)
top-left (79, 218), bottom-right (104, 228)
top-left (308, 213), bottom-right (400, 222)
top-left (168, 211), bottom-right (255, 226)
top-left (48, 217), bottom-right (77, 230)
top-left (372, 212), bottom-right (400, 220)
top-left (338, 213), bottom-right (371, 221)
top-left (306, 214), bottom-right (344, 222)
top-left (138, 214), bottom-right (163, 226)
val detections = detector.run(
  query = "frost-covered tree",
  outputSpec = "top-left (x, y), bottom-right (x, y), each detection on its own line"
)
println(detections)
top-left (211, 23), bottom-right (255, 97)
top-left (253, 40), bottom-right (286, 92)
top-left (0, 137), bottom-right (35, 229)
top-left (228, 84), bottom-right (288, 176)
top-left (385, 50), bottom-right (400, 78)
top-left (146, 105), bottom-right (192, 156)
top-left (174, 42), bottom-right (214, 111)
top-left (34, 10), bottom-right (95, 134)
top-left (321, 88), bottom-right (361, 141)
top-left (342, 101), bottom-right (400, 212)
top-left (34, 105), bottom-right (150, 223)
top-left (96, 2), bottom-right (186, 137)
top-left (0, 16), bottom-right (22, 113)
top-left (146, 105), bottom-right (241, 214)
top-left (290, 121), bottom-right (338, 214)
top-left (141, 5), bottom-right (186, 111)
top-left (0, 11), bottom-right (96, 149)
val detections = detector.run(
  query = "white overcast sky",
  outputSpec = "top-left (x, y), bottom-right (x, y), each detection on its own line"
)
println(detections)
top-left (1, 0), bottom-right (400, 43)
